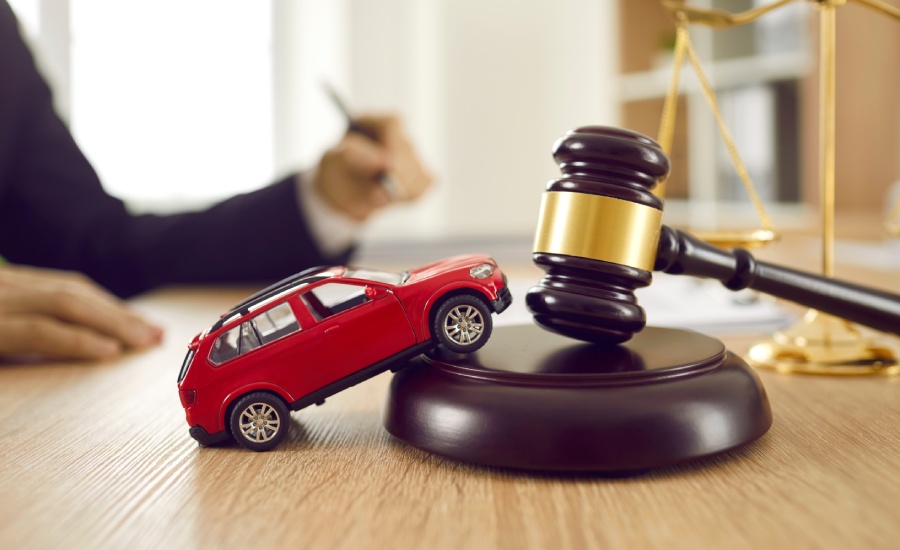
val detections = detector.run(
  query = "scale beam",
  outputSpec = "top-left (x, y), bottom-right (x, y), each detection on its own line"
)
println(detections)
top-left (661, 0), bottom-right (798, 27)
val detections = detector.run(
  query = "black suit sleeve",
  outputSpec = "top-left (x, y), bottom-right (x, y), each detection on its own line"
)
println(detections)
top-left (0, 2), bottom-right (352, 298)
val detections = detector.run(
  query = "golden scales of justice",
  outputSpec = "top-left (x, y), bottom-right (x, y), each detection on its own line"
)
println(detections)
top-left (655, 0), bottom-right (900, 375)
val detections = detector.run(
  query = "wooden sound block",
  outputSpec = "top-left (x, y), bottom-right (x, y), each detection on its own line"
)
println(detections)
top-left (384, 324), bottom-right (772, 473)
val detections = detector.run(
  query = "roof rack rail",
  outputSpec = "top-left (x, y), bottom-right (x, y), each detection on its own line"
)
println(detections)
top-left (210, 266), bottom-right (331, 332)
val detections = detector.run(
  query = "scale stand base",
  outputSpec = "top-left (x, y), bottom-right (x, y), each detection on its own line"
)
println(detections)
top-left (384, 324), bottom-right (772, 473)
top-left (749, 310), bottom-right (899, 376)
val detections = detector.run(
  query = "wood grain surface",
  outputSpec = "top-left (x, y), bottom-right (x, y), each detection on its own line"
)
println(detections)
top-left (2, 240), bottom-right (899, 549)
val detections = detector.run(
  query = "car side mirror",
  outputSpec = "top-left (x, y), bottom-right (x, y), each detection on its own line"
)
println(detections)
top-left (365, 286), bottom-right (379, 299)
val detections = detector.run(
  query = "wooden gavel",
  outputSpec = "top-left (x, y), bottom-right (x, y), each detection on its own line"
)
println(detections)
top-left (526, 126), bottom-right (900, 345)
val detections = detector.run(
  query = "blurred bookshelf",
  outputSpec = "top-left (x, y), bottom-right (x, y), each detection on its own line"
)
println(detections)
top-left (616, 0), bottom-right (813, 231)
top-left (617, 0), bottom-right (900, 236)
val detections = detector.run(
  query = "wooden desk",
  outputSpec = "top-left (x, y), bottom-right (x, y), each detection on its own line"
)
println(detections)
top-left (2, 242), bottom-right (899, 549)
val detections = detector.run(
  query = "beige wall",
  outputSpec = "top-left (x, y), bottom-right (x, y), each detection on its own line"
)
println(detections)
top-left (348, 0), bottom-right (620, 241)
top-left (801, 2), bottom-right (900, 214)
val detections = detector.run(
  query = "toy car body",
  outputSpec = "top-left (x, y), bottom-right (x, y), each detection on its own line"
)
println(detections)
top-left (177, 254), bottom-right (511, 451)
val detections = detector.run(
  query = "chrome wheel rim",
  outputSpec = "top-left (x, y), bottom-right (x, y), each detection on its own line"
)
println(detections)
top-left (443, 305), bottom-right (485, 346)
top-left (238, 402), bottom-right (281, 443)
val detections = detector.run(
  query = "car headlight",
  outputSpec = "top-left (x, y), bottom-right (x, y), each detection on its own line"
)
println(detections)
top-left (469, 263), bottom-right (494, 279)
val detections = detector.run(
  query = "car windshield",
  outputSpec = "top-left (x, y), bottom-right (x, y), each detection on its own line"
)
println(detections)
top-left (343, 268), bottom-right (406, 285)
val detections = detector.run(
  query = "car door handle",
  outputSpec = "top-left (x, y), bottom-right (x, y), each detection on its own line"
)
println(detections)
top-left (324, 326), bottom-right (341, 335)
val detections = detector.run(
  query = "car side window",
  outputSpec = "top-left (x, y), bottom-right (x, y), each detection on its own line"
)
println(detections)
top-left (238, 322), bottom-right (262, 354)
top-left (303, 283), bottom-right (371, 320)
top-left (209, 303), bottom-right (302, 365)
top-left (210, 326), bottom-right (240, 365)
top-left (253, 302), bottom-right (301, 344)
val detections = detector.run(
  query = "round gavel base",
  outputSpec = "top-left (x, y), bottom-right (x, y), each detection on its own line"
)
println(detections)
top-left (385, 325), bottom-right (772, 473)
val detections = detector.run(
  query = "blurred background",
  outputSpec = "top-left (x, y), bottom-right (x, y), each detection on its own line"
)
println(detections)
top-left (10, 0), bottom-right (900, 252)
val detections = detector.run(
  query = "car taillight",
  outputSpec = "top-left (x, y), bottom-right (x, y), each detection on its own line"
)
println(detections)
top-left (180, 389), bottom-right (197, 407)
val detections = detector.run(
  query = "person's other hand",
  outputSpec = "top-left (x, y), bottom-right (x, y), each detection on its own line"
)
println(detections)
top-left (0, 264), bottom-right (163, 361)
top-left (313, 113), bottom-right (434, 221)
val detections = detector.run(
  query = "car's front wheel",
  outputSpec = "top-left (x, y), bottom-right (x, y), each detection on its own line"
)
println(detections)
top-left (229, 392), bottom-right (289, 451)
top-left (433, 295), bottom-right (492, 353)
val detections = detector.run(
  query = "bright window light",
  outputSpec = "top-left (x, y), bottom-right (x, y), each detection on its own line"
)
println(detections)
top-left (70, 0), bottom-right (274, 208)
top-left (7, 0), bottom-right (39, 38)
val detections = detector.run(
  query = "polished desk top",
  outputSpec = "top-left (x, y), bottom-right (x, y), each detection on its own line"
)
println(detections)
top-left (2, 235), bottom-right (899, 549)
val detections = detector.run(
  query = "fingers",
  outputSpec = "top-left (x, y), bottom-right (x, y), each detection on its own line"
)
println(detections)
top-left (0, 289), bottom-right (163, 349)
top-left (0, 265), bottom-right (164, 361)
top-left (0, 315), bottom-right (123, 360)
top-left (313, 112), bottom-right (434, 221)
top-left (314, 136), bottom-right (389, 221)
top-left (351, 113), bottom-right (435, 202)
top-left (339, 133), bottom-right (392, 183)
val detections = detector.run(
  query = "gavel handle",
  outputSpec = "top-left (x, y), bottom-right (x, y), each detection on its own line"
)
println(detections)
top-left (655, 226), bottom-right (900, 335)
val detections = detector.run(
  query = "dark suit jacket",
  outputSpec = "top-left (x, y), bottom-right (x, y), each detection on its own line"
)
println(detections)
top-left (0, 2), bottom-right (350, 297)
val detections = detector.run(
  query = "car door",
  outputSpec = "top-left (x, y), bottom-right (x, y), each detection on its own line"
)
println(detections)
top-left (299, 281), bottom-right (416, 384)
top-left (219, 300), bottom-right (324, 401)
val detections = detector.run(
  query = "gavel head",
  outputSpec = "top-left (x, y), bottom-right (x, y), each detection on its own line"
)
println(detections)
top-left (526, 126), bottom-right (670, 345)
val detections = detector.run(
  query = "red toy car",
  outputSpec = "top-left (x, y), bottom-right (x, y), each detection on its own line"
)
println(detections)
top-left (177, 254), bottom-right (511, 451)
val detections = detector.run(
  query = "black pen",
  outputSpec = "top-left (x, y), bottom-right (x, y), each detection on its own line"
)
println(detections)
top-left (323, 82), bottom-right (404, 200)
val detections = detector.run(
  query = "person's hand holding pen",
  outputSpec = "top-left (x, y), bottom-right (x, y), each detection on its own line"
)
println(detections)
top-left (312, 92), bottom-right (434, 221)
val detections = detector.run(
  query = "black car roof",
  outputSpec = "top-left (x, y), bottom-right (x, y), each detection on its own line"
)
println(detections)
top-left (209, 266), bottom-right (332, 332)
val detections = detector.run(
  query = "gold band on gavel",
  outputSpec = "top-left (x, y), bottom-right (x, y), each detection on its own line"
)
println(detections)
top-left (533, 192), bottom-right (663, 271)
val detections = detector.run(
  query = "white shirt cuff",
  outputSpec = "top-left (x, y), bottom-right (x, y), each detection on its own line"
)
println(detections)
top-left (295, 172), bottom-right (361, 257)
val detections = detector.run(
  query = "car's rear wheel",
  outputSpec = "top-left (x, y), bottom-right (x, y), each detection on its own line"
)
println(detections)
top-left (230, 392), bottom-right (289, 451)
top-left (433, 295), bottom-right (492, 353)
